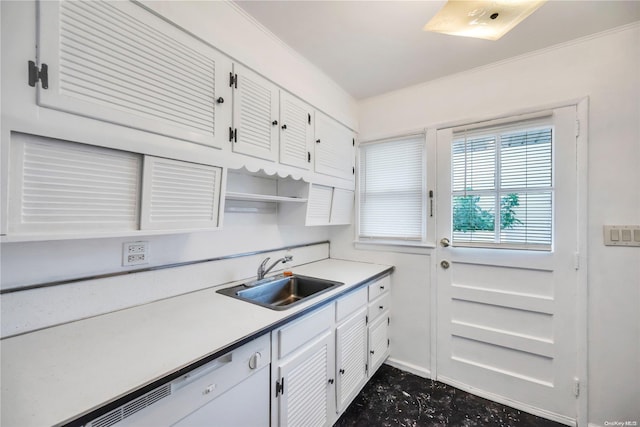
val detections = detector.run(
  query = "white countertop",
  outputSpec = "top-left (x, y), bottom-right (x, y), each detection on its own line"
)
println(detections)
top-left (0, 258), bottom-right (392, 427)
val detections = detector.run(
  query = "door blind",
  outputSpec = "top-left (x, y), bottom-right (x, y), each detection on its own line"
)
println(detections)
top-left (359, 135), bottom-right (425, 240)
top-left (452, 121), bottom-right (553, 249)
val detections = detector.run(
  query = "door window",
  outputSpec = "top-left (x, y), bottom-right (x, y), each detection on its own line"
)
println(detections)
top-left (452, 121), bottom-right (553, 250)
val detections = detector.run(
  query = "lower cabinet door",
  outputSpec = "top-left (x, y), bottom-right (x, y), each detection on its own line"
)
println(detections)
top-left (335, 308), bottom-right (368, 412)
top-left (275, 331), bottom-right (336, 427)
top-left (368, 313), bottom-right (390, 375)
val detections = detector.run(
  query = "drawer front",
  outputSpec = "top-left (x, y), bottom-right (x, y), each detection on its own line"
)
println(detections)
top-left (368, 292), bottom-right (391, 324)
top-left (368, 275), bottom-right (391, 301)
top-left (277, 303), bottom-right (333, 359)
top-left (336, 287), bottom-right (368, 323)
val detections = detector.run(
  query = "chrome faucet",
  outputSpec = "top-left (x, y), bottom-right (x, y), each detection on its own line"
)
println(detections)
top-left (257, 254), bottom-right (293, 280)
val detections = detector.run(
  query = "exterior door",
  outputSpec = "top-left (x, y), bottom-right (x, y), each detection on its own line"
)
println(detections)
top-left (435, 106), bottom-right (579, 424)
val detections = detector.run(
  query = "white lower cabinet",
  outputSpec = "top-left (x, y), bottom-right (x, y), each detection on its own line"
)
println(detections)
top-left (368, 313), bottom-right (390, 374)
top-left (367, 275), bottom-right (391, 376)
top-left (271, 304), bottom-right (336, 427)
top-left (335, 307), bottom-right (368, 413)
top-left (271, 274), bottom-right (392, 427)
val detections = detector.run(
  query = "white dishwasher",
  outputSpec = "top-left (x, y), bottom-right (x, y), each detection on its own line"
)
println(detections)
top-left (85, 334), bottom-right (270, 427)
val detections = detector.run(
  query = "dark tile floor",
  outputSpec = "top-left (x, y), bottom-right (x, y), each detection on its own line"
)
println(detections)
top-left (334, 364), bottom-right (564, 427)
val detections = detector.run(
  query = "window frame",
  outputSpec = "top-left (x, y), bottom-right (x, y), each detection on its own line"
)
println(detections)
top-left (355, 132), bottom-right (436, 250)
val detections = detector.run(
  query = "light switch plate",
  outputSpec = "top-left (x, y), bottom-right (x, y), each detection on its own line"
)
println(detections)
top-left (603, 225), bottom-right (640, 247)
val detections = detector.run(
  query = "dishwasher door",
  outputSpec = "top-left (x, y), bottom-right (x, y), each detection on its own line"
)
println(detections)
top-left (87, 334), bottom-right (270, 427)
top-left (173, 366), bottom-right (269, 427)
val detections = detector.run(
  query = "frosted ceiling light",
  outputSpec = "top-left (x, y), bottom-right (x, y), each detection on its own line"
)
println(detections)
top-left (424, 0), bottom-right (546, 41)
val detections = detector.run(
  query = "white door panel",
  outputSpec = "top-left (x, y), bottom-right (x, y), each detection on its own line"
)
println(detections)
top-left (435, 106), bottom-right (578, 423)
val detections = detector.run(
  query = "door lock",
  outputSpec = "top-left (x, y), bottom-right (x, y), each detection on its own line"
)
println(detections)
top-left (440, 238), bottom-right (450, 247)
top-left (440, 260), bottom-right (450, 269)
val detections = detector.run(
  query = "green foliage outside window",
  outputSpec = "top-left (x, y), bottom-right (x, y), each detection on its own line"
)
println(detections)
top-left (453, 191), bottom-right (522, 232)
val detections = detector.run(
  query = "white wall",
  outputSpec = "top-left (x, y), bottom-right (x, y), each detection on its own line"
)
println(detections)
top-left (331, 24), bottom-right (640, 426)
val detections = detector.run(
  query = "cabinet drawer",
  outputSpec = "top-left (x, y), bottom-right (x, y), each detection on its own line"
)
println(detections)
top-left (368, 275), bottom-right (391, 301)
top-left (368, 292), bottom-right (391, 324)
top-left (277, 303), bottom-right (333, 359)
top-left (336, 287), bottom-right (368, 323)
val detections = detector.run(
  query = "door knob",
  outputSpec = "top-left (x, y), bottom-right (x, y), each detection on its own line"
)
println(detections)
top-left (440, 238), bottom-right (450, 247)
top-left (441, 260), bottom-right (450, 269)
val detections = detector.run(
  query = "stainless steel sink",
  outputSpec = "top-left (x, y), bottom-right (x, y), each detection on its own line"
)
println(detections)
top-left (217, 274), bottom-right (343, 310)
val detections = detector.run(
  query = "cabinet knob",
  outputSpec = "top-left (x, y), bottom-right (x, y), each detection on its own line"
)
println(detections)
top-left (328, 378), bottom-right (334, 384)
top-left (379, 305), bottom-right (384, 310)
top-left (281, 124), bottom-right (287, 130)
top-left (339, 369), bottom-right (345, 374)
top-left (370, 350), bottom-right (375, 355)
top-left (316, 139), bottom-right (321, 143)
top-left (380, 285), bottom-right (385, 290)
top-left (216, 97), bottom-right (224, 104)
top-left (272, 120), bottom-right (278, 126)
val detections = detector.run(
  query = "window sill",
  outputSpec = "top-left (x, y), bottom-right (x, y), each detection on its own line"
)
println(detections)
top-left (354, 239), bottom-right (435, 255)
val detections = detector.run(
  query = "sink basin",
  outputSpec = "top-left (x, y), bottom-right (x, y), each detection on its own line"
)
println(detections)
top-left (217, 274), bottom-right (343, 310)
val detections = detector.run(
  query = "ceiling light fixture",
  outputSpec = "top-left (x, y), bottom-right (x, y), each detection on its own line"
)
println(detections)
top-left (424, 0), bottom-right (546, 41)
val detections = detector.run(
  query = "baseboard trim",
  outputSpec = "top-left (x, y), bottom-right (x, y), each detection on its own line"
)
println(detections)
top-left (384, 358), bottom-right (432, 379)
top-left (437, 375), bottom-right (576, 427)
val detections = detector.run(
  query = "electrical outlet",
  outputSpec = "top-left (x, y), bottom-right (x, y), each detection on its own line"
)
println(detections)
top-left (123, 241), bottom-right (149, 266)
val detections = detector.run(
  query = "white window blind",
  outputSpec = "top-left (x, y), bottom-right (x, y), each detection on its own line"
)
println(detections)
top-left (452, 120), bottom-right (553, 249)
top-left (359, 135), bottom-right (425, 240)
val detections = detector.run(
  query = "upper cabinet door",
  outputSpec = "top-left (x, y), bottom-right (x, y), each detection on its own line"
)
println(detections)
top-left (305, 184), bottom-right (333, 226)
top-left (231, 64), bottom-right (279, 161)
top-left (330, 189), bottom-right (354, 225)
top-left (140, 157), bottom-right (223, 231)
top-left (314, 112), bottom-right (355, 181)
top-left (37, 0), bottom-right (232, 148)
top-left (279, 92), bottom-right (313, 170)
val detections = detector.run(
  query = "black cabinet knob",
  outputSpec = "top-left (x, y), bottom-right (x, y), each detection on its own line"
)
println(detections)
top-left (281, 124), bottom-right (287, 130)
top-left (272, 120), bottom-right (278, 126)
top-left (379, 305), bottom-right (384, 310)
top-left (316, 139), bottom-right (321, 143)
top-left (328, 378), bottom-right (334, 384)
top-left (370, 350), bottom-right (375, 354)
top-left (216, 97), bottom-right (224, 104)
top-left (339, 369), bottom-right (345, 374)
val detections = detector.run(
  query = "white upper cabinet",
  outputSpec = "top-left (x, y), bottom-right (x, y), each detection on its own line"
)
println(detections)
top-left (231, 64), bottom-right (279, 161)
top-left (140, 157), bottom-right (223, 231)
top-left (329, 188), bottom-right (354, 225)
top-left (314, 112), bottom-right (355, 181)
top-left (279, 92), bottom-right (313, 170)
top-left (8, 133), bottom-right (142, 235)
top-left (305, 184), bottom-right (334, 226)
top-left (36, 0), bottom-right (232, 148)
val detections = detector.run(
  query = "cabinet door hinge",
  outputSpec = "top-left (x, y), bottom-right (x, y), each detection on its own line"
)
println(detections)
top-left (28, 61), bottom-right (48, 89)
top-left (365, 315), bottom-right (368, 324)
top-left (575, 119), bottom-right (580, 137)
top-left (352, 138), bottom-right (355, 147)
top-left (308, 113), bottom-right (311, 125)
top-left (365, 363), bottom-right (368, 373)
top-left (574, 252), bottom-right (580, 270)
top-left (352, 166), bottom-right (355, 175)
top-left (229, 72), bottom-right (237, 88)
top-left (307, 151), bottom-right (311, 163)
top-left (387, 338), bottom-right (390, 347)
top-left (275, 377), bottom-right (285, 397)
top-left (573, 378), bottom-right (580, 397)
